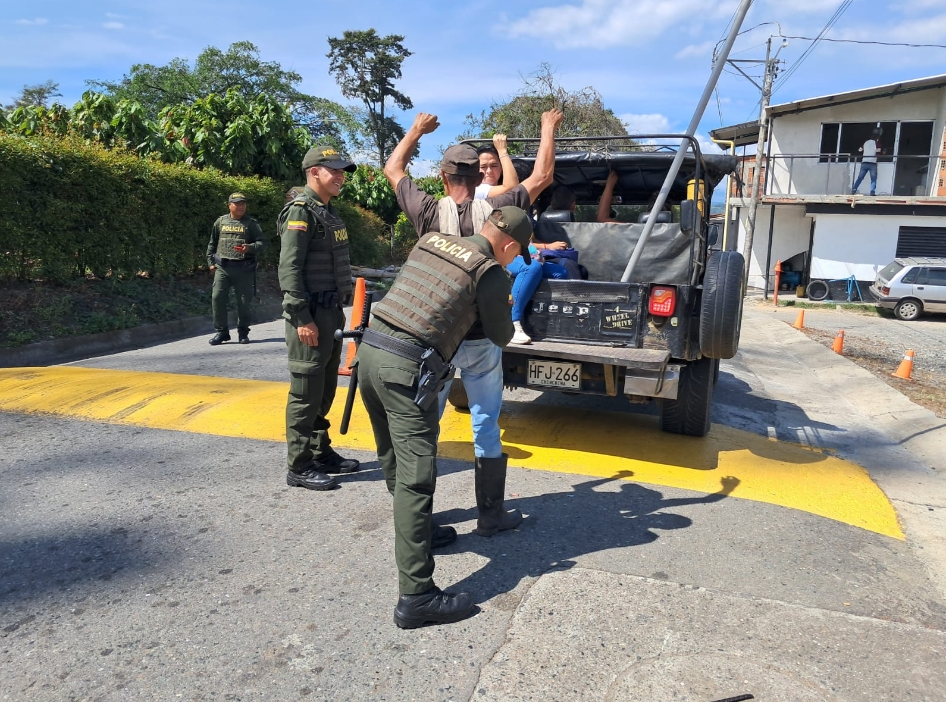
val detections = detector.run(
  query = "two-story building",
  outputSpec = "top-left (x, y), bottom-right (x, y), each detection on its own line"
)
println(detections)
top-left (711, 73), bottom-right (946, 296)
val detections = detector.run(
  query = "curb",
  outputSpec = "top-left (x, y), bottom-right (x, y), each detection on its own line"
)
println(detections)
top-left (0, 303), bottom-right (285, 368)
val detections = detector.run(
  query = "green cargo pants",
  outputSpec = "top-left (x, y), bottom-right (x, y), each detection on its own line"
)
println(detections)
top-left (285, 304), bottom-right (346, 472)
top-left (212, 264), bottom-right (255, 334)
top-left (355, 342), bottom-right (439, 595)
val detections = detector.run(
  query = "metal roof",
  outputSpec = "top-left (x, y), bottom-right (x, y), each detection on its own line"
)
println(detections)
top-left (709, 73), bottom-right (946, 146)
top-left (768, 73), bottom-right (946, 117)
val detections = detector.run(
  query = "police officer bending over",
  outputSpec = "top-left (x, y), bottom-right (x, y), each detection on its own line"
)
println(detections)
top-left (278, 144), bottom-right (361, 491)
top-left (356, 206), bottom-right (533, 628)
top-left (207, 193), bottom-right (264, 345)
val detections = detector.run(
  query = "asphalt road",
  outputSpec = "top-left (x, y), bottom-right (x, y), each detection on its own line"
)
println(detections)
top-left (2, 308), bottom-right (946, 700)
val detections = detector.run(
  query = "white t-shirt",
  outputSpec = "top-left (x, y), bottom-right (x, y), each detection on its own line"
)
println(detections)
top-left (474, 183), bottom-right (492, 200)
top-left (861, 139), bottom-right (878, 163)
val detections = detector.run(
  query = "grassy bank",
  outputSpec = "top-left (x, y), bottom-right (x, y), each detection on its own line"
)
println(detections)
top-left (0, 268), bottom-right (284, 349)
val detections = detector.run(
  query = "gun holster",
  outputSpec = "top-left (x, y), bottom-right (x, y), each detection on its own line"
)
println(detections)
top-left (414, 348), bottom-right (455, 411)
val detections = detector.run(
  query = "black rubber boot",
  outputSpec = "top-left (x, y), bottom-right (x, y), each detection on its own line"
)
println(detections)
top-left (209, 332), bottom-right (230, 346)
top-left (473, 454), bottom-right (522, 537)
top-left (393, 586), bottom-right (474, 629)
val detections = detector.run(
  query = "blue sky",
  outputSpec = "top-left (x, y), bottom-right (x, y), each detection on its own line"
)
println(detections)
top-left (2, 0), bottom-right (945, 169)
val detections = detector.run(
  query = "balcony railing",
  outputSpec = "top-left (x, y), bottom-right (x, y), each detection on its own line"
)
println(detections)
top-left (735, 153), bottom-right (943, 198)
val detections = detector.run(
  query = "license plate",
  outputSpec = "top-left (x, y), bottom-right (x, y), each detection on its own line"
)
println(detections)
top-left (527, 360), bottom-right (581, 388)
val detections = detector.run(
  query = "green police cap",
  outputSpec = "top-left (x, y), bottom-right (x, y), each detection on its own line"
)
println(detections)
top-left (441, 144), bottom-right (480, 177)
top-left (302, 143), bottom-right (356, 172)
top-left (487, 206), bottom-right (534, 265)
top-left (228, 192), bottom-right (247, 203)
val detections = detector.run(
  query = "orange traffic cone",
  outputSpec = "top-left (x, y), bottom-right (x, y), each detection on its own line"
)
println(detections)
top-left (338, 277), bottom-right (366, 377)
top-left (892, 349), bottom-right (915, 380)
top-left (831, 329), bottom-right (845, 354)
top-left (792, 310), bottom-right (805, 329)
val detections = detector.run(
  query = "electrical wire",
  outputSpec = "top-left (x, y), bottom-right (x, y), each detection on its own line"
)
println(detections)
top-left (773, 0), bottom-right (853, 93)
top-left (778, 35), bottom-right (946, 49)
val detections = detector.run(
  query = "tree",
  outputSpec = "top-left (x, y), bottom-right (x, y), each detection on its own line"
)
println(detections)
top-left (88, 41), bottom-right (358, 147)
top-left (326, 29), bottom-right (413, 164)
top-left (462, 64), bottom-right (629, 147)
top-left (5, 80), bottom-right (61, 110)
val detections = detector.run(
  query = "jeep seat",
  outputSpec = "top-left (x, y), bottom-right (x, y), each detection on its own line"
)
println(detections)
top-left (535, 209), bottom-right (574, 244)
top-left (638, 210), bottom-right (672, 224)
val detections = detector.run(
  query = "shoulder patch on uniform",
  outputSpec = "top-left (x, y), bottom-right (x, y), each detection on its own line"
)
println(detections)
top-left (287, 220), bottom-right (308, 231)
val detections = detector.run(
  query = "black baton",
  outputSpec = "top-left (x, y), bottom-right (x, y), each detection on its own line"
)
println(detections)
top-left (335, 291), bottom-right (373, 435)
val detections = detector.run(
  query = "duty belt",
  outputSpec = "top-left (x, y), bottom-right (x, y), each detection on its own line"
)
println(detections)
top-left (361, 328), bottom-right (453, 410)
top-left (310, 290), bottom-right (352, 309)
top-left (361, 328), bottom-right (428, 363)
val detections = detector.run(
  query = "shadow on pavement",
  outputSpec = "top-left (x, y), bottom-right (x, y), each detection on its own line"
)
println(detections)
top-left (0, 525), bottom-right (170, 609)
top-left (436, 472), bottom-right (738, 603)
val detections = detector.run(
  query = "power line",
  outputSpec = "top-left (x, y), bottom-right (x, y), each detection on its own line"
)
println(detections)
top-left (774, 0), bottom-right (853, 94)
top-left (779, 35), bottom-right (946, 49)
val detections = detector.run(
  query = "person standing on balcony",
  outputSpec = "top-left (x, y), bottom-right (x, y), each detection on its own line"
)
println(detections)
top-left (852, 129), bottom-right (882, 196)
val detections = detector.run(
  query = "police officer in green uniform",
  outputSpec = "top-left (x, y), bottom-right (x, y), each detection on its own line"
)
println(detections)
top-left (278, 143), bottom-right (361, 491)
top-left (207, 193), bottom-right (264, 345)
top-left (356, 206), bottom-right (532, 628)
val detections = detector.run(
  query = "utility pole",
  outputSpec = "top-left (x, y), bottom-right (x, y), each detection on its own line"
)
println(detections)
top-left (740, 37), bottom-right (778, 290)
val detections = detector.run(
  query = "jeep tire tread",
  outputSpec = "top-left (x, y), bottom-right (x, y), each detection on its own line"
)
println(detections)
top-left (447, 376), bottom-right (469, 410)
top-left (700, 251), bottom-right (745, 359)
top-left (659, 355), bottom-right (714, 437)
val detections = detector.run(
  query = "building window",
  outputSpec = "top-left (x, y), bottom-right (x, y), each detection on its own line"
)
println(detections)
top-left (819, 122), bottom-right (896, 163)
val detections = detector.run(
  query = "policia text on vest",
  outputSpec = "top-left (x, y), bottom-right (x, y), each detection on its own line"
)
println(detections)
top-left (207, 193), bottom-right (265, 346)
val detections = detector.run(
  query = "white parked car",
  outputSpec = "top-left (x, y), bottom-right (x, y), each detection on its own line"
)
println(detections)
top-left (869, 257), bottom-right (946, 320)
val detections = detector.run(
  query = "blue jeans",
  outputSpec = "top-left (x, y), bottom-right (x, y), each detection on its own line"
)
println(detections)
top-left (853, 162), bottom-right (877, 194)
top-left (507, 258), bottom-right (568, 322)
top-left (437, 338), bottom-right (503, 458)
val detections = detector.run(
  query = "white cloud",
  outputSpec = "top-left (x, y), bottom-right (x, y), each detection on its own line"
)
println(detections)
top-left (409, 159), bottom-right (440, 178)
top-left (103, 22), bottom-right (125, 30)
top-left (15, 18), bottom-right (48, 26)
top-left (675, 41), bottom-right (716, 61)
top-left (502, 0), bottom-right (718, 49)
top-left (620, 113), bottom-right (671, 135)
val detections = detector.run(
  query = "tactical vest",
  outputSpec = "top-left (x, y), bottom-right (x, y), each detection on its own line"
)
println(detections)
top-left (437, 196), bottom-right (493, 237)
top-left (215, 216), bottom-right (255, 260)
top-left (278, 192), bottom-right (352, 297)
top-left (372, 232), bottom-right (500, 361)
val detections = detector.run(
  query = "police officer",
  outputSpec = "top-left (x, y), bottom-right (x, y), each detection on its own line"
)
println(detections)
top-left (356, 206), bottom-right (533, 628)
top-left (207, 193), bottom-right (264, 345)
top-left (278, 144), bottom-right (361, 491)
top-left (384, 110), bottom-right (563, 543)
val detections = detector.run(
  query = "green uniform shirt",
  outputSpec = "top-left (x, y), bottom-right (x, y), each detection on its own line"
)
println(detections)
top-left (278, 186), bottom-right (332, 328)
top-left (206, 214), bottom-right (264, 267)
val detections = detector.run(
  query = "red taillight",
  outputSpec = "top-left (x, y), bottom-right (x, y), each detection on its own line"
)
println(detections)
top-left (881, 286), bottom-right (890, 296)
top-left (649, 286), bottom-right (676, 316)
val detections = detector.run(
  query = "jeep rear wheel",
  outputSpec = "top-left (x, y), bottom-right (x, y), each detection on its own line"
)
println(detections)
top-left (659, 356), bottom-right (714, 437)
top-left (446, 376), bottom-right (470, 410)
top-left (700, 251), bottom-right (745, 359)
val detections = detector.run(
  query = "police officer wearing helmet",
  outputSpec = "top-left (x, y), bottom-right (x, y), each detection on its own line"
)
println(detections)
top-left (356, 206), bottom-right (533, 628)
top-left (207, 193), bottom-right (264, 345)
top-left (278, 143), bottom-right (361, 491)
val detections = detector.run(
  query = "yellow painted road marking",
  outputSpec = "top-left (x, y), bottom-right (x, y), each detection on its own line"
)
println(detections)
top-left (0, 366), bottom-right (902, 539)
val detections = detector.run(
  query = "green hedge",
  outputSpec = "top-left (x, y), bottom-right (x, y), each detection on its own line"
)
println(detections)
top-left (0, 133), bottom-right (388, 282)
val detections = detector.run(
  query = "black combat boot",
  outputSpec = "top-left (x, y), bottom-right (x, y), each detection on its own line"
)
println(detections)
top-left (473, 454), bottom-right (522, 537)
top-left (286, 467), bottom-right (339, 491)
top-left (431, 524), bottom-right (457, 549)
top-left (238, 331), bottom-right (250, 344)
top-left (393, 586), bottom-right (474, 629)
top-left (313, 452), bottom-right (360, 474)
top-left (209, 332), bottom-right (230, 346)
